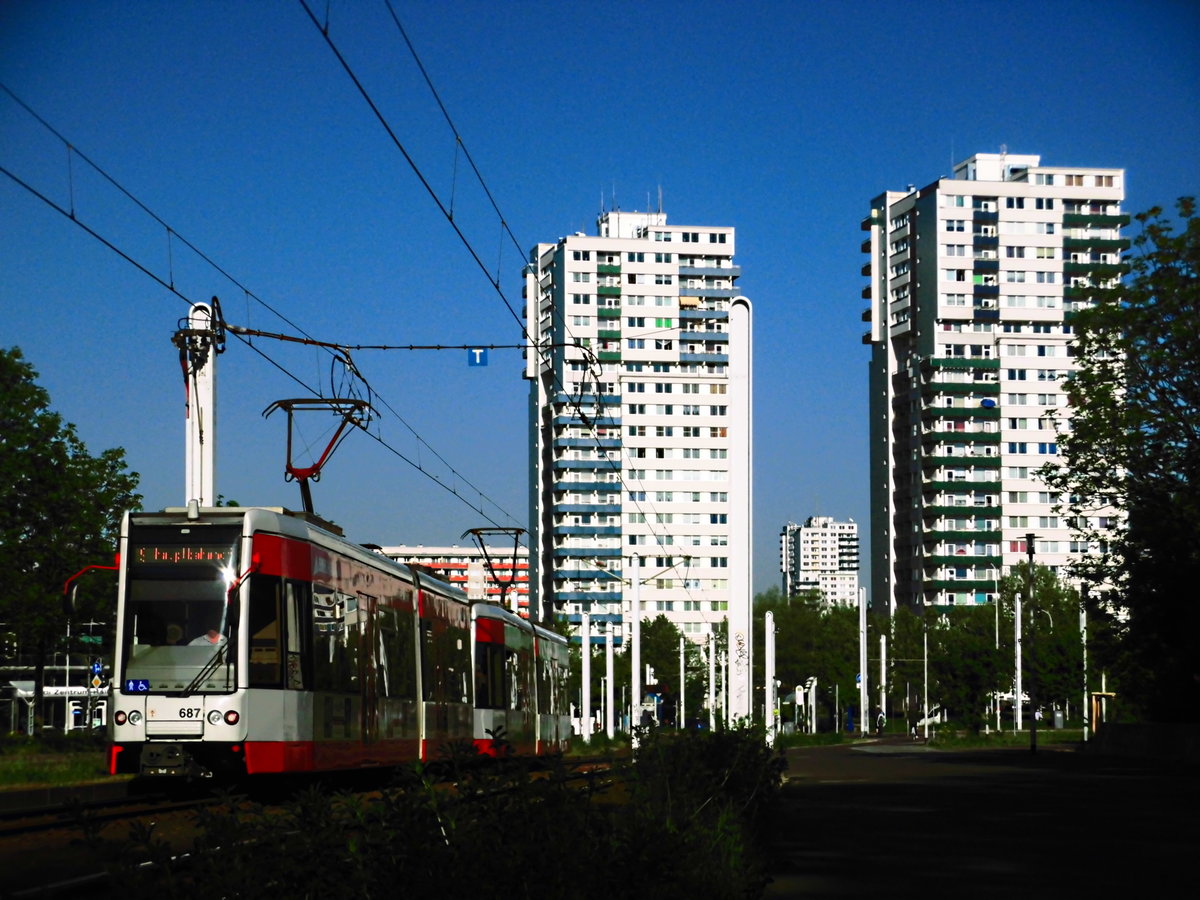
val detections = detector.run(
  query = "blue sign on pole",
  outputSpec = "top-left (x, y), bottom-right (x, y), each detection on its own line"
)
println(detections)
top-left (468, 348), bottom-right (488, 367)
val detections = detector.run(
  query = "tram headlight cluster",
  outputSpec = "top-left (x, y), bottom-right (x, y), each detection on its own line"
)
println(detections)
top-left (113, 710), bottom-right (142, 726)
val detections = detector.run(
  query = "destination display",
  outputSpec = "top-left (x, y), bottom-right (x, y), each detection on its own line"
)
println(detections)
top-left (132, 543), bottom-right (234, 565)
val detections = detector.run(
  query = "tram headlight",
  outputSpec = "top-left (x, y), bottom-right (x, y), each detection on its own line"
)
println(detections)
top-left (114, 711), bottom-right (127, 726)
top-left (223, 710), bottom-right (240, 726)
top-left (208, 710), bottom-right (223, 725)
top-left (128, 711), bottom-right (142, 725)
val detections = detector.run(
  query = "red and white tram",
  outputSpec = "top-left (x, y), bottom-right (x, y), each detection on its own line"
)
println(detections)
top-left (107, 506), bottom-right (567, 779)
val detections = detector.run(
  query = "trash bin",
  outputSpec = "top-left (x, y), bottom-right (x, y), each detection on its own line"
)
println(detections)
top-left (1053, 709), bottom-right (1064, 729)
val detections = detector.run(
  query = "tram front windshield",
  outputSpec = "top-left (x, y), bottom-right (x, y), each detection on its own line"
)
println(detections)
top-left (121, 525), bottom-right (241, 694)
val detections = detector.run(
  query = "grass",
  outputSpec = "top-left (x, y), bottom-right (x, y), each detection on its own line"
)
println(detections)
top-left (0, 732), bottom-right (110, 789)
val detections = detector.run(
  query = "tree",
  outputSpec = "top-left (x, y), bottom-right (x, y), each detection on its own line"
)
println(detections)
top-left (0, 347), bottom-right (141, 728)
top-left (1044, 199), bottom-right (1199, 721)
top-left (754, 588), bottom-right (859, 731)
top-left (999, 563), bottom-right (1082, 719)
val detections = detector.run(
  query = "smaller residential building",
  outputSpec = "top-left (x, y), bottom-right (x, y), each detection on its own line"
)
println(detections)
top-left (381, 545), bottom-right (530, 616)
top-left (779, 517), bottom-right (860, 606)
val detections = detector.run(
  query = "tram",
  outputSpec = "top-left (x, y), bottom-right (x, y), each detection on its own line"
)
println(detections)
top-left (107, 505), bottom-right (568, 779)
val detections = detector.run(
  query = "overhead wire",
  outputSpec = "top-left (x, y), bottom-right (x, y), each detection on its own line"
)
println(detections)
top-left (299, 0), bottom-right (690, 576)
top-left (0, 83), bottom-right (521, 532)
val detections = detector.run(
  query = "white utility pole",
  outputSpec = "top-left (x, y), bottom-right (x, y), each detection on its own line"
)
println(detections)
top-left (630, 556), bottom-right (641, 731)
top-left (858, 586), bottom-right (868, 736)
top-left (879, 633), bottom-right (887, 731)
top-left (581, 612), bottom-right (591, 740)
top-left (1015, 591), bottom-right (1023, 733)
top-left (182, 302), bottom-right (217, 506)
top-left (679, 636), bottom-right (686, 730)
top-left (708, 633), bottom-right (716, 731)
top-left (605, 624), bottom-right (614, 739)
top-left (764, 611), bottom-right (776, 742)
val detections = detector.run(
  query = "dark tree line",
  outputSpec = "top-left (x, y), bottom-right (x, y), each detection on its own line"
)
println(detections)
top-left (0, 347), bottom-right (140, 728)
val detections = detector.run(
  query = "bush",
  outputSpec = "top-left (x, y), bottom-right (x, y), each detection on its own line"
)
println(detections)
top-left (96, 728), bottom-right (785, 899)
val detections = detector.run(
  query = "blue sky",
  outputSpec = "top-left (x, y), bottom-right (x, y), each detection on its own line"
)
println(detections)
top-left (2, 1), bottom-right (1197, 596)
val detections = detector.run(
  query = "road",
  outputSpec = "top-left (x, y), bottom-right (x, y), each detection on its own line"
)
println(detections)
top-left (766, 738), bottom-right (1196, 897)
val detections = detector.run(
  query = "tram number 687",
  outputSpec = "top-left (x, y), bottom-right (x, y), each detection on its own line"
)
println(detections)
top-left (179, 708), bottom-right (202, 719)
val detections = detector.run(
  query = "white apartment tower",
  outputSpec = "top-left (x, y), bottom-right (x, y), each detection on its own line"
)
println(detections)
top-left (524, 210), bottom-right (753, 712)
top-left (863, 152), bottom-right (1126, 611)
top-left (780, 517), bottom-right (860, 605)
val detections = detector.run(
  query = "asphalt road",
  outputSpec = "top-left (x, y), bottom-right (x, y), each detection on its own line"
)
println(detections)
top-left (765, 738), bottom-right (1196, 897)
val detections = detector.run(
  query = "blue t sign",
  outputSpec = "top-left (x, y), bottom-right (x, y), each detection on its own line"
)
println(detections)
top-left (468, 348), bottom-right (488, 367)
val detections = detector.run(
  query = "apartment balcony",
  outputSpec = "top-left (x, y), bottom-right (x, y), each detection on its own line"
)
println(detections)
top-left (552, 414), bottom-right (619, 427)
top-left (1063, 261), bottom-right (1127, 280)
top-left (1063, 236), bottom-right (1130, 253)
top-left (684, 332), bottom-right (729, 344)
top-left (687, 286), bottom-right (740, 299)
top-left (1062, 212), bottom-right (1130, 229)
top-left (598, 351), bottom-right (622, 362)
top-left (921, 380), bottom-right (1000, 396)
top-left (921, 430), bottom-right (1002, 445)
top-left (927, 357), bottom-right (1000, 371)
top-left (922, 505), bottom-right (999, 519)
top-left (553, 546), bottom-right (622, 558)
top-left (923, 405), bottom-right (1001, 421)
top-left (924, 528), bottom-right (1001, 543)
top-left (598, 329), bottom-right (621, 340)
top-left (597, 263), bottom-right (621, 275)
top-left (973, 257), bottom-right (999, 271)
top-left (922, 454), bottom-right (1002, 469)
top-left (552, 436), bottom-right (621, 448)
top-left (928, 554), bottom-right (1001, 566)
top-left (552, 481), bottom-right (621, 493)
top-left (598, 307), bottom-right (621, 319)
top-left (552, 459), bottom-right (621, 472)
top-left (972, 209), bottom-right (998, 223)
top-left (679, 264), bottom-right (741, 278)
top-left (597, 285), bottom-right (622, 297)
top-left (926, 579), bottom-right (999, 592)
top-left (555, 591), bottom-right (623, 603)
top-left (679, 308), bottom-right (729, 320)
top-left (553, 525), bottom-right (623, 536)
top-left (680, 352), bottom-right (729, 364)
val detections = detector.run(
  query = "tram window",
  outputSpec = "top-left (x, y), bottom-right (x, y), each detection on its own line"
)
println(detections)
top-left (248, 575), bottom-right (282, 687)
top-left (475, 642), bottom-right (506, 710)
top-left (284, 580), bottom-right (310, 690)
top-left (313, 592), bottom-right (359, 692)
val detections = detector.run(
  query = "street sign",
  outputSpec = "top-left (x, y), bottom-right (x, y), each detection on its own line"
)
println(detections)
top-left (91, 675), bottom-right (102, 689)
top-left (468, 348), bottom-right (488, 366)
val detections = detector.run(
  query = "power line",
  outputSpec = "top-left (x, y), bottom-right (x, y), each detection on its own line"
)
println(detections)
top-left (0, 86), bottom-right (522, 533)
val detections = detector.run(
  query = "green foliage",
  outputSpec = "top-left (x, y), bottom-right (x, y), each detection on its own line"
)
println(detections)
top-left (0, 347), bottom-right (141, 723)
top-left (94, 729), bottom-right (783, 898)
top-left (754, 587), bottom-right (859, 731)
top-left (1044, 199), bottom-right (1200, 721)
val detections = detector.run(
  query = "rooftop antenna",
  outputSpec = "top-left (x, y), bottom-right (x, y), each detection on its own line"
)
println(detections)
top-left (173, 297), bottom-right (225, 507)
top-left (657, 184), bottom-right (663, 214)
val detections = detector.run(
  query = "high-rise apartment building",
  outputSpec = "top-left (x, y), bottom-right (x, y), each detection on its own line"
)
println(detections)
top-left (779, 517), bottom-right (860, 605)
top-left (863, 152), bottom-right (1126, 611)
top-left (524, 209), bottom-right (753, 712)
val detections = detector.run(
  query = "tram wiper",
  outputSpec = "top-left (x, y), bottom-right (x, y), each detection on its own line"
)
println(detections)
top-left (181, 641), bottom-right (229, 697)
